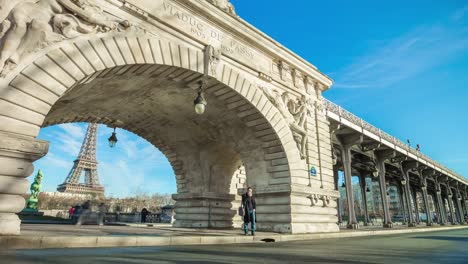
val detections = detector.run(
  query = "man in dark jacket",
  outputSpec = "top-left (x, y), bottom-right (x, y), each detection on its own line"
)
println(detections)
top-left (141, 208), bottom-right (150, 223)
top-left (242, 187), bottom-right (256, 236)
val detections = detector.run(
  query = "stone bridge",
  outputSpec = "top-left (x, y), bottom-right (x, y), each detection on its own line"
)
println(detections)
top-left (0, 0), bottom-right (466, 235)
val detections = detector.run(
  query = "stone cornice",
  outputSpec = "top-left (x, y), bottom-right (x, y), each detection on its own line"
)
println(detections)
top-left (0, 132), bottom-right (49, 160)
top-left (252, 184), bottom-right (339, 198)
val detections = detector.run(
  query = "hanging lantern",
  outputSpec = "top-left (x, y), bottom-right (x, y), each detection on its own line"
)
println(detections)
top-left (108, 127), bottom-right (118, 148)
top-left (194, 81), bottom-right (207, 115)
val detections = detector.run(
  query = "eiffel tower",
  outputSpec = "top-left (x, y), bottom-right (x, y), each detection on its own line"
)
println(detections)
top-left (57, 123), bottom-right (105, 197)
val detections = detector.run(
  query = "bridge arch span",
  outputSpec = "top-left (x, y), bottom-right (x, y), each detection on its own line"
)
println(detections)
top-left (0, 33), bottom-right (306, 234)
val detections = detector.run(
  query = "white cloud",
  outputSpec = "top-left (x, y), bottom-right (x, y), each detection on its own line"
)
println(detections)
top-left (57, 123), bottom-right (85, 139)
top-left (332, 7), bottom-right (468, 89)
top-left (40, 153), bottom-right (71, 169)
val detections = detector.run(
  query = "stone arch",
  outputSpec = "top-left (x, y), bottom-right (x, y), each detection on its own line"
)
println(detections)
top-left (0, 33), bottom-right (305, 233)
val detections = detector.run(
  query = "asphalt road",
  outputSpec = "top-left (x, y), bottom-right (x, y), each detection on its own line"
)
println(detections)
top-left (2, 229), bottom-right (467, 263)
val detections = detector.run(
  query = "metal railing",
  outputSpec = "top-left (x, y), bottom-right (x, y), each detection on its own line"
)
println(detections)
top-left (104, 213), bottom-right (166, 224)
top-left (323, 98), bottom-right (467, 184)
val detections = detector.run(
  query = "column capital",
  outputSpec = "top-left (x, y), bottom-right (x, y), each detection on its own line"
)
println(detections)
top-left (336, 133), bottom-right (363, 149)
top-left (0, 132), bottom-right (48, 161)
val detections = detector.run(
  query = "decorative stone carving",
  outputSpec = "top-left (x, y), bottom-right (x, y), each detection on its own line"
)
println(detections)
top-left (261, 85), bottom-right (308, 159)
top-left (308, 194), bottom-right (331, 207)
top-left (308, 194), bottom-right (319, 206)
top-left (206, 0), bottom-right (236, 16)
top-left (204, 45), bottom-right (221, 77)
top-left (331, 148), bottom-right (338, 166)
top-left (258, 72), bottom-right (272, 82)
top-left (0, 0), bottom-right (132, 76)
top-left (321, 195), bottom-right (331, 207)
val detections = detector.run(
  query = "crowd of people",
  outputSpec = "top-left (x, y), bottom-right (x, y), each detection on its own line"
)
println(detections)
top-left (65, 187), bottom-right (257, 235)
top-left (67, 201), bottom-right (159, 225)
top-left (68, 200), bottom-right (107, 225)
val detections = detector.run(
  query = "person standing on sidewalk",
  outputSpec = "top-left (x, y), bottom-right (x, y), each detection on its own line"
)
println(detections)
top-left (77, 200), bottom-right (91, 225)
top-left (68, 206), bottom-right (75, 219)
top-left (98, 203), bottom-right (107, 226)
top-left (242, 187), bottom-right (256, 236)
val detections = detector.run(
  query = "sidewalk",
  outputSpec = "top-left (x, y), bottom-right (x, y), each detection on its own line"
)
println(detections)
top-left (1, 224), bottom-right (467, 250)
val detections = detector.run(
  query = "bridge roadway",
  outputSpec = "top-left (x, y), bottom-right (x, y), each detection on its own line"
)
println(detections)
top-left (2, 228), bottom-right (467, 263)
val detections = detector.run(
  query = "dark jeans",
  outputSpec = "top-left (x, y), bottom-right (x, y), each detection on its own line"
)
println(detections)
top-left (243, 211), bottom-right (256, 233)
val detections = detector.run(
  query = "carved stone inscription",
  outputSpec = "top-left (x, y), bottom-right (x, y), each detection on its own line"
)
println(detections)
top-left (131, 0), bottom-right (271, 74)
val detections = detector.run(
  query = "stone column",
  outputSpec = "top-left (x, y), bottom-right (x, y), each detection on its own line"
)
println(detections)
top-left (455, 192), bottom-right (465, 224)
top-left (397, 181), bottom-right (407, 225)
top-left (435, 185), bottom-right (447, 225)
top-left (173, 192), bottom-right (236, 228)
top-left (433, 191), bottom-right (443, 225)
top-left (0, 132), bottom-right (48, 235)
top-left (463, 194), bottom-right (468, 223)
top-left (463, 194), bottom-right (468, 222)
top-left (334, 168), bottom-right (343, 224)
top-left (412, 186), bottom-right (421, 224)
top-left (401, 167), bottom-right (416, 227)
top-left (375, 150), bottom-right (393, 228)
top-left (421, 185), bottom-right (433, 226)
top-left (341, 145), bottom-right (358, 229)
top-left (358, 174), bottom-right (370, 226)
top-left (336, 134), bottom-right (361, 230)
top-left (446, 188), bottom-right (457, 225)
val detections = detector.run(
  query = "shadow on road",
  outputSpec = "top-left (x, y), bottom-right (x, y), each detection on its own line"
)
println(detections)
top-left (412, 236), bottom-right (468, 242)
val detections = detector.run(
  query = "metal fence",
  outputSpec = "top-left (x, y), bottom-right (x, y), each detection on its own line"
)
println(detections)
top-left (104, 213), bottom-right (165, 223)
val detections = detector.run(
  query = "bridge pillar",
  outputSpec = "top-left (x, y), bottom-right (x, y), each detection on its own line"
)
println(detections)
top-left (172, 192), bottom-right (236, 229)
top-left (412, 186), bottom-right (421, 225)
top-left (435, 181), bottom-right (447, 225)
top-left (358, 174), bottom-right (370, 226)
top-left (433, 191), bottom-right (443, 225)
top-left (463, 196), bottom-right (468, 224)
top-left (421, 186), bottom-right (433, 226)
top-left (334, 168), bottom-right (343, 224)
top-left (396, 181), bottom-right (407, 225)
top-left (375, 150), bottom-right (394, 228)
top-left (401, 162), bottom-right (417, 227)
top-left (455, 193), bottom-right (465, 225)
top-left (446, 189), bottom-right (457, 225)
top-left (0, 132), bottom-right (48, 235)
top-left (337, 134), bottom-right (362, 230)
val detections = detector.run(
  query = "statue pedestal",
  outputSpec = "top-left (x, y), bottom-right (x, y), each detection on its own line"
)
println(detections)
top-left (18, 209), bottom-right (44, 216)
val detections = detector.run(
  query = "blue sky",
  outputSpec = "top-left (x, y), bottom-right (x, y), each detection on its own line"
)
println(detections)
top-left (34, 124), bottom-right (176, 197)
top-left (231, 0), bottom-right (467, 174)
top-left (32, 1), bottom-right (467, 196)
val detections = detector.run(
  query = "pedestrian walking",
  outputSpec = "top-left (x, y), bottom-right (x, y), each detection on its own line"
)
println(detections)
top-left (141, 208), bottom-right (150, 223)
top-left (98, 202), bottom-right (107, 226)
top-left (68, 206), bottom-right (75, 219)
top-left (77, 200), bottom-right (91, 225)
top-left (242, 187), bottom-right (256, 236)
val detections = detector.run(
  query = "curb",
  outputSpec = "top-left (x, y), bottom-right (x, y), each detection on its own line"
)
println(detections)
top-left (1, 226), bottom-right (467, 250)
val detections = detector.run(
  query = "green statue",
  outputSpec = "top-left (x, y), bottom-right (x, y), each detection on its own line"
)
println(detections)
top-left (25, 170), bottom-right (43, 211)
